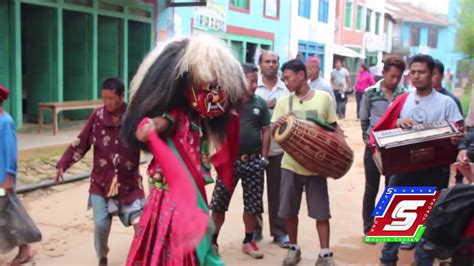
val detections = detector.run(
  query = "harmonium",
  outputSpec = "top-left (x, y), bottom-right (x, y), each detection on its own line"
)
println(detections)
top-left (372, 120), bottom-right (459, 176)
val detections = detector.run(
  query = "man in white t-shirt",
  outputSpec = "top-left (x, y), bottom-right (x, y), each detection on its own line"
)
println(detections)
top-left (380, 54), bottom-right (463, 266)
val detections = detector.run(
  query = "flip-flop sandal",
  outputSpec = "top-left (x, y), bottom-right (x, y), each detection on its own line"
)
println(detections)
top-left (11, 250), bottom-right (36, 266)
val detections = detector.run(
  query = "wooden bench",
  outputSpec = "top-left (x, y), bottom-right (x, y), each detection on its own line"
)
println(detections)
top-left (38, 100), bottom-right (103, 135)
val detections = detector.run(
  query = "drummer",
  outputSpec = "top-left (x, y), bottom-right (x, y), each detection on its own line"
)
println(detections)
top-left (272, 59), bottom-right (345, 266)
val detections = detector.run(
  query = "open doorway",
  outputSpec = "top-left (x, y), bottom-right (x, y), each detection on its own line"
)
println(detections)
top-left (128, 20), bottom-right (151, 82)
top-left (22, 4), bottom-right (58, 123)
top-left (63, 10), bottom-right (93, 120)
top-left (98, 16), bottom-right (122, 98)
top-left (245, 42), bottom-right (257, 64)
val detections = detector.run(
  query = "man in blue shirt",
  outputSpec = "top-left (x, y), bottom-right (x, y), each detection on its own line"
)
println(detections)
top-left (0, 85), bottom-right (41, 265)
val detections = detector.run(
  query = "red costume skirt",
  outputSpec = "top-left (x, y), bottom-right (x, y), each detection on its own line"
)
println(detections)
top-left (126, 188), bottom-right (198, 266)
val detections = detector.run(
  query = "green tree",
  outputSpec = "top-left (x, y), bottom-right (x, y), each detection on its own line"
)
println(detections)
top-left (458, 0), bottom-right (474, 117)
top-left (458, 0), bottom-right (474, 58)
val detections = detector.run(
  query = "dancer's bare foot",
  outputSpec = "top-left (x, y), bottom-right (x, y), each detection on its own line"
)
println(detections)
top-left (132, 223), bottom-right (141, 233)
top-left (10, 244), bottom-right (35, 266)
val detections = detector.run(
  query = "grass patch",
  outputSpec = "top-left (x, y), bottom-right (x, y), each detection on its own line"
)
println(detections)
top-left (16, 144), bottom-right (94, 185)
top-left (18, 144), bottom-right (70, 162)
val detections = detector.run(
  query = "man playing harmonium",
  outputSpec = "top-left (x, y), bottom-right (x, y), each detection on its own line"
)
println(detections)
top-left (272, 59), bottom-right (344, 266)
top-left (371, 54), bottom-right (464, 266)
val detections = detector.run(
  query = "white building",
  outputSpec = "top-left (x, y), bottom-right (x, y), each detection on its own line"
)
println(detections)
top-left (288, 0), bottom-right (337, 81)
top-left (363, 0), bottom-right (386, 65)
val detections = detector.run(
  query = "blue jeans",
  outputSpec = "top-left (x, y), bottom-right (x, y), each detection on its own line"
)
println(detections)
top-left (89, 194), bottom-right (143, 258)
top-left (380, 171), bottom-right (441, 265)
top-left (381, 242), bottom-right (434, 266)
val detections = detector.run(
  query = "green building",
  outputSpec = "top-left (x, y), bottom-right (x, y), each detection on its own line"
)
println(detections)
top-left (0, 0), bottom-right (154, 128)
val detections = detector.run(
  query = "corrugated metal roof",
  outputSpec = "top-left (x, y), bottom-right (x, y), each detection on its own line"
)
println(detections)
top-left (386, 1), bottom-right (450, 27)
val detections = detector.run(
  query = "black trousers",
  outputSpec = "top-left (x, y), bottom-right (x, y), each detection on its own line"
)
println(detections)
top-left (356, 92), bottom-right (364, 119)
top-left (362, 144), bottom-right (389, 234)
top-left (255, 154), bottom-right (287, 237)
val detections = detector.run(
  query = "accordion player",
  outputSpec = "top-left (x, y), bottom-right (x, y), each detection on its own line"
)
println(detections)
top-left (372, 120), bottom-right (460, 176)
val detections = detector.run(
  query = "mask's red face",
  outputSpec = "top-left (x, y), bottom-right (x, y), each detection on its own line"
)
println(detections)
top-left (189, 83), bottom-right (227, 118)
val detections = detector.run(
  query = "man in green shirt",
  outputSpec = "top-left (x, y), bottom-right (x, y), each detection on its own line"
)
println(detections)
top-left (210, 63), bottom-right (271, 259)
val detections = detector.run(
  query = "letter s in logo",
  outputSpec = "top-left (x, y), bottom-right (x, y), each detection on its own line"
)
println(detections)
top-left (383, 200), bottom-right (426, 231)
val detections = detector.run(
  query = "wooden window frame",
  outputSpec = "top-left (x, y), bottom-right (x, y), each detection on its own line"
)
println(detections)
top-left (298, 0), bottom-right (311, 19)
top-left (410, 26), bottom-right (420, 46)
top-left (167, 0), bottom-right (207, 7)
top-left (229, 0), bottom-right (250, 14)
top-left (365, 8), bottom-right (372, 32)
top-left (318, 0), bottom-right (329, 23)
top-left (356, 4), bottom-right (364, 31)
top-left (428, 27), bottom-right (438, 48)
top-left (263, 0), bottom-right (280, 20)
top-left (298, 40), bottom-right (326, 75)
top-left (344, 0), bottom-right (353, 29)
top-left (375, 12), bottom-right (381, 35)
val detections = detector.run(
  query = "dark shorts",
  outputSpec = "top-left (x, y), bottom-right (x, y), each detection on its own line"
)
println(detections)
top-left (210, 156), bottom-right (264, 214)
top-left (278, 169), bottom-right (331, 220)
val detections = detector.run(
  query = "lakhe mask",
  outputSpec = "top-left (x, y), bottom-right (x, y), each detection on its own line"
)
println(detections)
top-left (189, 83), bottom-right (227, 118)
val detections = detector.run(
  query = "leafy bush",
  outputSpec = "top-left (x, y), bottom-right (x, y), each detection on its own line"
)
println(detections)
top-left (461, 82), bottom-right (472, 118)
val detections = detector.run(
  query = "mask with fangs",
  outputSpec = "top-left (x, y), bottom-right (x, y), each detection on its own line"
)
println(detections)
top-left (189, 83), bottom-right (227, 118)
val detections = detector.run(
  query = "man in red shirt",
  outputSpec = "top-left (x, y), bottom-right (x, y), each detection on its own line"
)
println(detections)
top-left (56, 78), bottom-right (144, 266)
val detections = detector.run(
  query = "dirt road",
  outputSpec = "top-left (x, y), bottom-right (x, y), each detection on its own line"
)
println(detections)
top-left (0, 99), bottom-right (416, 266)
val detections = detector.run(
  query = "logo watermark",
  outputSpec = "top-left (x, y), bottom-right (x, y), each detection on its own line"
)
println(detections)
top-left (365, 186), bottom-right (440, 243)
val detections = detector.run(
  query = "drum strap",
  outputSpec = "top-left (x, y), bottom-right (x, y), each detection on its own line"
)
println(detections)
top-left (289, 94), bottom-right (335, 132)
top-left (289, 95), bottom-right (293, 114)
